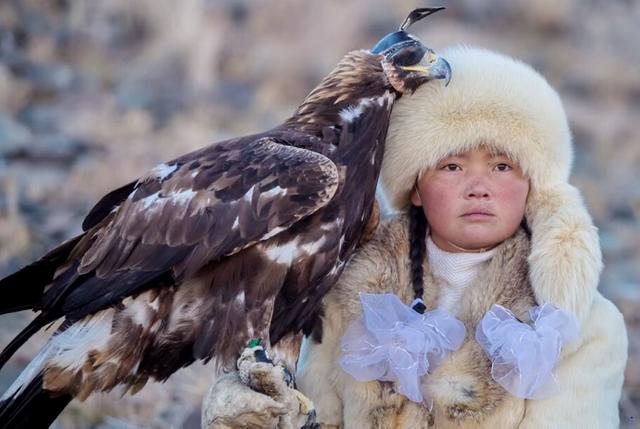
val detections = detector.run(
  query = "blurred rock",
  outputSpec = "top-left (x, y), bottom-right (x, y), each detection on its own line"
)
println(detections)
top-left (520, 0), bottom-right (575, 33)
top-left (0, 177), bottom-right (30, 265)
top-left (16, 103), bottom-right (61, 133)
top-left (0, 63), bottom-right (12, 100)
top-left (7, 134), bottom-right (92, 165)
top-left (15, 61), bottom-right (77, 94)
top-left (0, 113), bottom-right (31, 156)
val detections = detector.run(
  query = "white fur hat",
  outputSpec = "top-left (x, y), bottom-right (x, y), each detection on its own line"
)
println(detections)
top-left (380, 46), bottom-right (602, 325)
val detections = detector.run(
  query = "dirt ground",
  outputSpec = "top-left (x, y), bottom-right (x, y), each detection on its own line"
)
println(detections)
top-left (0, 1), bottom-right (639, 427)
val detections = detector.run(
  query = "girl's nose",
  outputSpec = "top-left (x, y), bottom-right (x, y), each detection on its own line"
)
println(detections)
top-left (465, 176), bottom-right (491, 199)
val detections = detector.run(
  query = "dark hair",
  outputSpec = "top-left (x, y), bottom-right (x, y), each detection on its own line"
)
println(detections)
top-left (521, 217), bottom-right (532, 239)
top-left (409, 205), bottom-right (428, 313)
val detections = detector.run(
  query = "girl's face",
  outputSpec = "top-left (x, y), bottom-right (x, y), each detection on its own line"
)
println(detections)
top-left (411, 146), bottom-right (529, 252)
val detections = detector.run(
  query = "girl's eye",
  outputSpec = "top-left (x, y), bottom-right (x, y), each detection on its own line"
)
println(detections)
top-left (442, 164), bottom-right (460, 171)
top-left (494, 163), bottom-right (512, 171)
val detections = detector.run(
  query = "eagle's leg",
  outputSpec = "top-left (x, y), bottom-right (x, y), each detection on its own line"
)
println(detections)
top-left (237, 339), bottom-right (285, 385)
top-left (236, 339), bottom-right (319, 428)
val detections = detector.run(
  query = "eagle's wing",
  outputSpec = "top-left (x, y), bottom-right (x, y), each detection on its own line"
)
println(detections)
top-left (43, 137), bottom-right (339, 320)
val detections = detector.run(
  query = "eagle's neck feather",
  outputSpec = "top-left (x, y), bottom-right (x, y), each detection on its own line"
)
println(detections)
top-left (284, 51), bottom-right (394, 129)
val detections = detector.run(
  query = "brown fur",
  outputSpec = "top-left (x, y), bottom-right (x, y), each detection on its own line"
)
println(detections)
top-left (310, 214), bottom-right (536, 427)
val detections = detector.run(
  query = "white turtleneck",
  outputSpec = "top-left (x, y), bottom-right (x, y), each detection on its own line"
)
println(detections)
top-left (426, 236), bottom-right (497, 316)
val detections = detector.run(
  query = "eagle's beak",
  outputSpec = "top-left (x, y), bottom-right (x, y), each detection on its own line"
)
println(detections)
top-left (402, 54), bottom-right (452, 86)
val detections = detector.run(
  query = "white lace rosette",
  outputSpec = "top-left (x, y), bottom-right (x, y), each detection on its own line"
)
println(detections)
top-left (475, 303), bottom-right (581, 399)
top-left (339, 293), bottom-right (466, 405)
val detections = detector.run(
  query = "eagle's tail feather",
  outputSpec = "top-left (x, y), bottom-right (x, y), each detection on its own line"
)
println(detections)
top-left (0, 374), bottom-right (72, 429)
top-left (0, 234), bottom-right (83, 316)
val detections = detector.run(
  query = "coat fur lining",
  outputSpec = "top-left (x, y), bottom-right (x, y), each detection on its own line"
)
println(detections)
top-left (301, 214), bottom-right (539, 427)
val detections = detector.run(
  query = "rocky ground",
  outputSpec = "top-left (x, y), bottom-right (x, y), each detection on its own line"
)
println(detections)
top-left (0, 0), bottom-right (639, 427)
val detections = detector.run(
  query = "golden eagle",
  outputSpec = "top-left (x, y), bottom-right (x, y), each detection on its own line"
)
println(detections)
top-left (0, 8), bottom-right (451, 427)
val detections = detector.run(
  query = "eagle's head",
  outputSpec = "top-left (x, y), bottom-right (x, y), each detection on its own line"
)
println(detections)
top-left (372, 7), bottom-right (452, 94)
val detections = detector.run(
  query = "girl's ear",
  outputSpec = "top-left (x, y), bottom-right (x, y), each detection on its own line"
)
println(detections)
top-left (410, 186), bottom-right (423, 207)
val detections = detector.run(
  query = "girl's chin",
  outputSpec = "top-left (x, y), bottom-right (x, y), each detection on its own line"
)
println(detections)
top-left (453, 232), bottom-right (504, 250)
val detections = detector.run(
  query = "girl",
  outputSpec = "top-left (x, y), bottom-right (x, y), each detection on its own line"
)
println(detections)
top-left (203, 46), bottom-right (628, 428)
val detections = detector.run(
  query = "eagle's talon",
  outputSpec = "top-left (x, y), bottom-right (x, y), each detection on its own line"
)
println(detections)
top-left (281, 364), bottom-right (295, 388)
top-left (237, 340), bottom-right (298, 390)
top-left (290, 387), bottom-right (318, 428)
top-left (237, 341), bottom-right (274, 385)
top-left (302, 408), bottom-right (317, 428)
top-left (290, 387), bottom-right (314, 414)
top-left (230, 354), bottom-right (319, 428)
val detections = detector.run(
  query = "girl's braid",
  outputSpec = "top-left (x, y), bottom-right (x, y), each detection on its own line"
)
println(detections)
top-left (409, 205), bottom-right (428, 313)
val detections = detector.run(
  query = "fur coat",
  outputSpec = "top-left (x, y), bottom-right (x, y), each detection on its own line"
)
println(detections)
top-left (297, 214), bottom-right (627, 428)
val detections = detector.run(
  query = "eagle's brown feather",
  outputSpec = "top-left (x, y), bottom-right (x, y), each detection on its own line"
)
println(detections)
top-left (80, 138), bottom-right (339, 278)
top-left (0, 50), bottom-right (414, 406)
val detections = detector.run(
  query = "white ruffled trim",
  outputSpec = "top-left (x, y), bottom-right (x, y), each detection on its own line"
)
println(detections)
top-left (339, 293), bottom-right (466, 407)
top-left (475, 303), bottom-right (581, 399)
